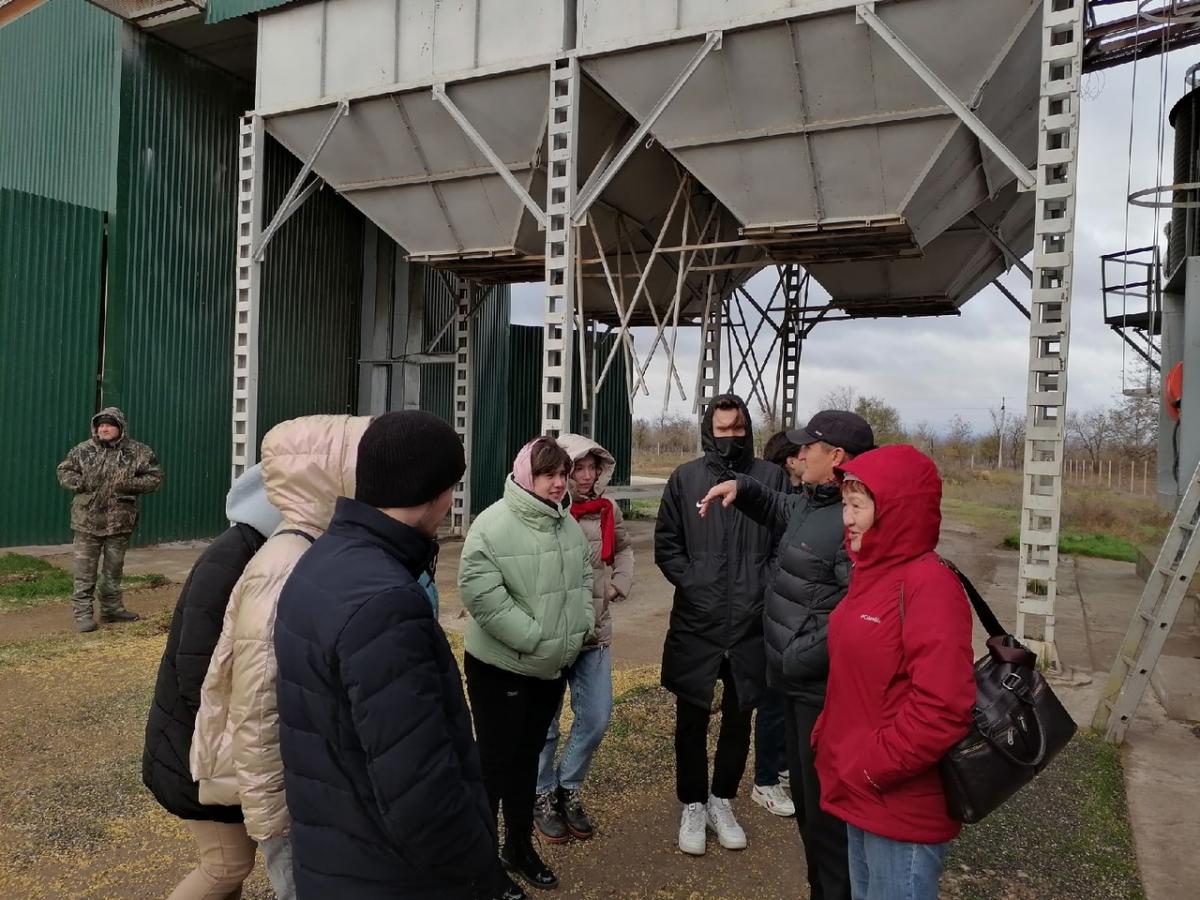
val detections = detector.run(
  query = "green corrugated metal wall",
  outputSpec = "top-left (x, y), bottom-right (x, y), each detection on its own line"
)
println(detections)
top-left (0, 0), bottom-right (120, 212)
top-left (207, 0), bottom-right (298, 24)
top-left (418, 272), bottom-right (513, 515)
top-left (508, 325), bottom-right (544, 464)
top-left (0, 190), bottom-right (105, 545)
top-left (257, 137), bottom-right (363, 433)
top-left (103, 32), bottom-right (253, 544)
top-left (506, 325), bottom-right (633, 486)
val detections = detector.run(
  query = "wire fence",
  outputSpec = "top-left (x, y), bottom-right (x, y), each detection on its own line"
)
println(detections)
top-left (1063, 457), bottom-right (1154, 496)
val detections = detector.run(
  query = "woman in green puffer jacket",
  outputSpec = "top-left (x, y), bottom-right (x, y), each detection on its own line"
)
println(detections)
top-left (459, 437), bottom-right (594, 898)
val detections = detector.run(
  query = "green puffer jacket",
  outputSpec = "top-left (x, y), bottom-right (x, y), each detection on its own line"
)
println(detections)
top-left (459, 477), bottom-right (595, 680)
top-left (56, 407), bottom-right (163, 536)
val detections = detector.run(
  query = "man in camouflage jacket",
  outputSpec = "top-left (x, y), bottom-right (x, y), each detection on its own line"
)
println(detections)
top-left (56, 407), bottom-right (162, 632)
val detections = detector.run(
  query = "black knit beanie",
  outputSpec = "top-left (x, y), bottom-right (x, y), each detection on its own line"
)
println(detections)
top-left (355, 411), bottom-right (466, 508)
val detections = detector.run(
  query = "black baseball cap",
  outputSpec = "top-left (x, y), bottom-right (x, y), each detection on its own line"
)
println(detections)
top-left (786, 410), bottom-right (875, 456)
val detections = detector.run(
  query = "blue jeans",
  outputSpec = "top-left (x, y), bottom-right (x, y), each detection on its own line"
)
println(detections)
top-left (260, 834), bottom-right (296, 900)
top-left (846, 824), bottom-right (949, 900)
top-left (537, 645), bottom-right (613, 794)
top-left (754, 687), bottom-right (788, 787)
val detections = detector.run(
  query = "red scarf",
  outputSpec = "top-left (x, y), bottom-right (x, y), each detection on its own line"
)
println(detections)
top-left (570, 497), bottom-right (615, 566)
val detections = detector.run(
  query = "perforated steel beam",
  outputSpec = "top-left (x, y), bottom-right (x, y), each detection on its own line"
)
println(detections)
top-left (1014, 0), bottom-right (1087, 670)
top-left (541, 57), bottom-right (580, 437)
top-left (450, 276), bottom-right (474, 535)
top-left (231, 114), bottom-right (264, 483)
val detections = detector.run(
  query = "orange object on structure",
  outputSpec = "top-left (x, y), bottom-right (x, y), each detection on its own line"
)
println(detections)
top-left (1165, 362), bottom-right (1183, 422)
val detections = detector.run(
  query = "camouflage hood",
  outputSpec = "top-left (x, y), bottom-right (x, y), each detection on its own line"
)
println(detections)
top-left (91, 406), bottom-right (128, 445)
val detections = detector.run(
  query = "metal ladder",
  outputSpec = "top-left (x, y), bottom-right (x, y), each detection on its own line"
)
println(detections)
top-left (1093, 459), bottom-right (1200, 743)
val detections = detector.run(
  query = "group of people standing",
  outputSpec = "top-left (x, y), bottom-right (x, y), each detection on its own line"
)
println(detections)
top-left (64, 391), bottom-right (975, 900)
top-left (661, 395), bottom-right (976, 900)
top-left (137, 411), bottom-right (637, 900)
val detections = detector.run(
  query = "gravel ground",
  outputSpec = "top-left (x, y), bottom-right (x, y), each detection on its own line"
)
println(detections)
top-left (0, 615), bottom-right (1144, 899)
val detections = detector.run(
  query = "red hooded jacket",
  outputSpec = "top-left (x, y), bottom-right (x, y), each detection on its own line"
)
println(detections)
top-left (813, 445), bottom-right (975, 844)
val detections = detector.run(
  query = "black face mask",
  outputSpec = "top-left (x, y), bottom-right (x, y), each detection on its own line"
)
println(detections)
top-left (713, 435), bottom-right (747, 461)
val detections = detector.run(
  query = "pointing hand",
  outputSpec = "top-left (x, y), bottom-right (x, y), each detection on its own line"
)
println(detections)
top-left (697, 480), bottom-right (737, 518)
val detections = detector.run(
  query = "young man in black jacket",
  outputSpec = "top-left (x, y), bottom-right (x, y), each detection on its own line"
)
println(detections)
top-left (655, 394), bottom-right (787, 857)
top-left (700, 410), bottom-right (874, 900)
top-left (274, 411), bottom-right (498, 900)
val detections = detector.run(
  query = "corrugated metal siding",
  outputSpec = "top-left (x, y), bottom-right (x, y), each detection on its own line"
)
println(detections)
top-left (0, 0), bottom-right (120, 212)
top-left (103, 31), bottom-right (253, 544)
top-left (207, 0), bottom-right (297, 24)
top-left (508, 325), bottom-right (544, 462)
top-left (507, 325), bottom-right (633, 486)
top-left (417, 274), bottom-right (512, 514)
top-left (0, 189), bottom-right (104, 545)
top-left (470, 286), bottom-right (512, 513)
top-left (587, 333), bottom-right (632, 486)
top-left (257, 136), bottom-right (363, 433)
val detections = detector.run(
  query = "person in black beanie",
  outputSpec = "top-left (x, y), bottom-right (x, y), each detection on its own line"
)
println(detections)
top-left (274, 411), bottom-right (498, 900)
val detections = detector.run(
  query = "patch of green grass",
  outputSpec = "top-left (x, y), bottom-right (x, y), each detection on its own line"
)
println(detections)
top-left (1003, 530), bottom-right (1138, 563)
top-left (623, 498), bottom-right (661, 521)
top-left (0, 553), bottom-right (166, 611)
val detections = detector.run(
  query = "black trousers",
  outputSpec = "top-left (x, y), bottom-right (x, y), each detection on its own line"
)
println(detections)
top-left (675, 659), bottom-right (754, 804)
top-left (784, 697), bottom-right (851, 900)
top-left (464, 653), bottom-right (566, 839)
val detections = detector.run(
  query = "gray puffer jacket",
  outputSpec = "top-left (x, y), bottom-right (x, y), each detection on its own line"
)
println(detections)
top-left (557, 434), bottom-right (634, 648)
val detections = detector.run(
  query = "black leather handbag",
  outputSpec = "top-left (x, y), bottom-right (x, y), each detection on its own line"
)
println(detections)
top-left (936, 559), bottom-right (1077, 824)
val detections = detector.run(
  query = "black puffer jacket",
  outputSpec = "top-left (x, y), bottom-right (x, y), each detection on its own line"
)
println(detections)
top-left (655, 395), bottom-right (787, 711)
top-left (142, 523), bottom-right (265, 822)
top-left (734, 477), bottom-right (849, 706)
top-left (275, 497), bottom-right (496, 900)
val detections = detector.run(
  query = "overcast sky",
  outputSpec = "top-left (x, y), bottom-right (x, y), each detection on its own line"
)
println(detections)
top-left (510, 46), bottom-right (1196, 435)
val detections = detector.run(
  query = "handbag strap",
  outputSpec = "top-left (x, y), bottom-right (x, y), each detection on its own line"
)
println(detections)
top-left (939, 557), bottom-right (1006, 638)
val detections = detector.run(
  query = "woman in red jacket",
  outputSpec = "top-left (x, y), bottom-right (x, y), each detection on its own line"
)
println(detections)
top-left (813, 445), bottom-right (975, 900)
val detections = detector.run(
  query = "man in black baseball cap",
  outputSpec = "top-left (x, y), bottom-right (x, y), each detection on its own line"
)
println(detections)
top-left (697, 408), bottom-right (875, 900)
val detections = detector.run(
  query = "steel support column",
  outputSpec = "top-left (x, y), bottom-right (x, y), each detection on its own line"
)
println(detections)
top-left (231, 114), bottom-right (264, 483)
top-left (451, 276), bottom-right (474, 535)
top-left (779, 265), bottom-right (806, 429)
top-left (541, 57), bottom-right (580, 437)
top-left (1014, 0), bottom-right (1086, 669)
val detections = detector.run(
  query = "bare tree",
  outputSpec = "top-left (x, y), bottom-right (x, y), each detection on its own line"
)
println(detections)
top-left (944, 415), bottom-right (975, 464)
top-left (1004, 417), bottom-right (1026, 468)
top-left (1067, 408), bottom-right (1113, 464)
top-left (819, 387), bottom-right (857, 412)
top-left (912, 421), bottom-right (939, 457)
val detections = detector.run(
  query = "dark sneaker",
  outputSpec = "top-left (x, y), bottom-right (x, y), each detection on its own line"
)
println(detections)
top-left (501, 836), bottom-right (558, 890)
top-left (558, 787), bottom-right (594, 840)
top-left (74, 616), bottom-right (98, 634)
top-left (533, 791), bottom-right (569, 844)
top-left (99, 607), bottom-right (140, 624)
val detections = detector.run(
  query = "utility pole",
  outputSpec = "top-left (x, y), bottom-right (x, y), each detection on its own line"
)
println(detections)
top-left (997, 396), bottom-right (1006, 469)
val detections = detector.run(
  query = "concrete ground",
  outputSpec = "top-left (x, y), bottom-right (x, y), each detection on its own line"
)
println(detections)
top-left (5, 506), bottom-right (1198, 898)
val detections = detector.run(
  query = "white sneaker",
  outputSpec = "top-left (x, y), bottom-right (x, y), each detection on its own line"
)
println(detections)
top-left (752, 782), bottom-right (796, 817)
top-left (778, 770), bottom-right (792, 798)
top-left (678, 802), bottom-right (707, 855)
top-left (705, 795), bottom-right (748, 850)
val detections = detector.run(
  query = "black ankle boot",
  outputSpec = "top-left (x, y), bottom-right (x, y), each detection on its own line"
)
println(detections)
top-left (558, 787), bottom-right (594, 840)
top-left (501, 834), bottom-right (558, 890)
top-left (493, 869), bottom-right (528, 900)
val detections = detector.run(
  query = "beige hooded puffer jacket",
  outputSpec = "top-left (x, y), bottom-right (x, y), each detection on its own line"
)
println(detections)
top-left (190, 414), bottom-right (371, 841)
top-left (557, 433), bottom-right (634, 647)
